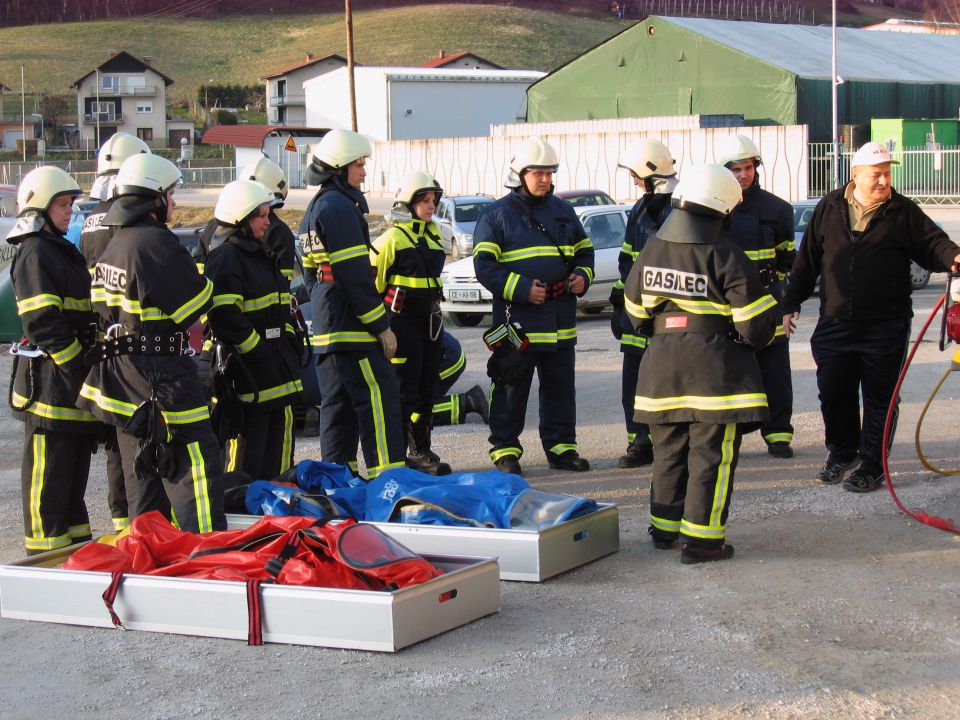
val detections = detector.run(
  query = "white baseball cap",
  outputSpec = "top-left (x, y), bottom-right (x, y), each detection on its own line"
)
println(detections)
top-left (851, 141), bottom-right (899, 168)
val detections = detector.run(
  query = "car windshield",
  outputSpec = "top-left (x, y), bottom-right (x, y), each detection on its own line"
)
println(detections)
top-left (562, 192), bottom-right (615, 208)
top-left (794, 204), bottom-right (815, 234)
top-left (453, 201), bottom-right (490, 223)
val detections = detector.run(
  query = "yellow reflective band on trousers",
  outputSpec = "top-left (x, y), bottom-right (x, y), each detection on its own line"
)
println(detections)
top-left (359, 357), bottom-right (391, 475)
top-left (433, 396), bottom-right (456, 423)
top-left (225, 436), bottom-right (240, 472)
top-left (367, 460), bottom-right (405, 479)
top-left (68, 523), bottom-right (91, 538)
top-left (708, 423), bottom-right (736, 533)
top-left (731, 294), bottom-right (777, 323)
top-left (112, 517), bottom-right (131, 531)
top-left (187, 441), bottom-right (215, 533)
top-left (12, 393), bottom-right (99, 423)
top-left (238, 379), bottom-right (302, 404)
top-left (439, 348), bottom-right (465, 380)
top-left (763, 431), bottom-right (793, 444)
top-left (549, 443), bottom-right (577, 455)
top-left (281, 405), bottom-right (294, 473)
top-left (634, 393), bottom-right (767, 412)
top-left (490, 446), bottom-right (522, 461)
top-left (650, 514), bottom-right (681, 534)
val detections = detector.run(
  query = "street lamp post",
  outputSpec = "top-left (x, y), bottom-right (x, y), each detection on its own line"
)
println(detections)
top-left (95, 68), bottom-right (101, 149)
top-left (831, 0), bottom-right (840, 191)
top-left (31, 113), bottom-right (44, 163)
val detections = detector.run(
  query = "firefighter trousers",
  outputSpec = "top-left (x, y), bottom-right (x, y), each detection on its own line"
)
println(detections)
top-left (392, 314), bottom-right (443, 427)
top-left (488, 346), bottom-right (578, 462)
top-left (115, 420), bottom-right (227, 534)
top-left (20, 423), bottom-right (94, 554)
top-left (810, 316), bottom-right (910, 473)
top-left (648, 422), bottom-right (741, 548)
top-left (315, 349), bottom-right (405, 478)
top-left (757, 339), bottom-right (794, 446)
top-left (104, 427), bottom-right (129, 530)
top-left (225, 404), bottom-right (295, 480)
top-left (621, 351), bottom-right (652, 447)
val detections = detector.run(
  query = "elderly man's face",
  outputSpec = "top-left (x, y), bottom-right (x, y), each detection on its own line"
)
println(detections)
top-left (852, 163), bottom-right (893, 205)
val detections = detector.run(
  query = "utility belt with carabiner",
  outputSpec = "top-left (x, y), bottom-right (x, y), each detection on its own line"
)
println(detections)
top-left (86, 324), bottom-right (195, 363)
top-left (386, 286), bottom-right (441, 318)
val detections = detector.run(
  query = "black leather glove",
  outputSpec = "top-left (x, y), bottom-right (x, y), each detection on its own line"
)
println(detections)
top-left (610, 306), bottom-right (624, 340)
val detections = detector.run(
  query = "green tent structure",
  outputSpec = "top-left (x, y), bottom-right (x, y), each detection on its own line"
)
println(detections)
top-left (526, 16), bottom-right (960, 143)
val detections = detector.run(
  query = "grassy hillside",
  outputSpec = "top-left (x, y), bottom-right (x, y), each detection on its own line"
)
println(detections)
top-left (0, 5), bottom-right (628, 101)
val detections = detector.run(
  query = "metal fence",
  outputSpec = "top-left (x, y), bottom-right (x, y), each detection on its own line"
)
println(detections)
top-left (0, 163), bottom-right (235, 191)
top-left (808, 143), bottom-right (960, 204)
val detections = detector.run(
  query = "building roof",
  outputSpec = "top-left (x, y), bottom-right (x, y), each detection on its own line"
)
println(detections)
top-left (260, 53), bottom-right (348, 80)
top-left (418, 51), bottom-right (503, 69)
top-left (303, 66), bottom-right (544, 89)
top-left (201, 125), bottom-right (328, 148)
top-left (666, 16), bottom-right (960, 83)
top-left (72, 50), bottom-right (175, 89)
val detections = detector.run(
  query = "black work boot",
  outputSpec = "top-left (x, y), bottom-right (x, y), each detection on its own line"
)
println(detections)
top-left (494, 455), bottom-right (522, 475)
top-left (618, 439), bottom-right (653, 468)
top-left (460, 384), bottom-right (490, 424)
top-left (680, 543), bottom-right (735, 565)
top-left (406, 420), bottom-right (451, 476)
top-left (547, 450), bottom-right (590, 472)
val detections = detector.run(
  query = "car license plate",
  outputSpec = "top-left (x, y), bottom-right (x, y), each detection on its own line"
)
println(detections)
top-left (447, 289), bottom-right (480, 301)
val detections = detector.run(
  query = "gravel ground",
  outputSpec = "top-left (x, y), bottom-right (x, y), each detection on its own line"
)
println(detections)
top-left (0, 282), bottom-right (959, 719)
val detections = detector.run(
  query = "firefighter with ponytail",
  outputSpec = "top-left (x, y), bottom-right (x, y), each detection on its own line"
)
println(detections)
top-left (302, 129), bottom-right (405, 479)
top-left (8, 166), bottom-right (99, 553)
top-left (624, 164), bottom-right (777, 563)
top-left (78, 154), bottom-right (226, 533)
top-left (373, 170), bottom-right (451, 475)
top-left (204, 179), bottom-right (303, 479)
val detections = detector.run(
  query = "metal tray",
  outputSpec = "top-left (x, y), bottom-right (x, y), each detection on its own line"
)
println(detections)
top-left (228, 503), bottom-right (619, 582)
top-left (0, 547), bottom-right (500, 652)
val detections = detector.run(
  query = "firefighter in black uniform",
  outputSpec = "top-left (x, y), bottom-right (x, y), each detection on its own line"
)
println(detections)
top-left (784, 141), bottom-right (960, 492)
top-left (302, 129), bottom-right (405, 479)
top-left (204, 179), bottom-right (303, 479)
top-left (8, 167), bottom-right (99, 553)
top-left (78, 154), bottom-right (226, 533)
top-left (79, 131), bottom-right (151, 531)
top-left (609, 139), bottom-right (678, 468)
top-left (372, 171), bottom-right (452, 475)
top-left (474, 136), bottom-right (595, 475)
top-left (431, 331), bottom-right (489, 427)
top-left (624, 164), bottom-right (778, 563)
top-left (718, 134), bottom-right (796, 458)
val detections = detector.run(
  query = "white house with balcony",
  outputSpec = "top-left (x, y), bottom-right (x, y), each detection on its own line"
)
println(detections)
top-left (259, 53), bottom-right (347, 127)
top-left (304, 66), bottom-right (545, 141)
top-left (72, 51), bottom-right (194, 150)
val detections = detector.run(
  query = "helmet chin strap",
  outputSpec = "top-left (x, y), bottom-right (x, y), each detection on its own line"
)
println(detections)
top-left (40, 210), bottom-right (66, 238)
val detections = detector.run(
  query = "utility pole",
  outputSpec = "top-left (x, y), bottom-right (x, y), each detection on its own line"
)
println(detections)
top-left (831, 0), bottom-right (840, 191)
top-left (346, 0), bottom-right (358, 132)
top-left (20, 64), bottom-right (26, 162)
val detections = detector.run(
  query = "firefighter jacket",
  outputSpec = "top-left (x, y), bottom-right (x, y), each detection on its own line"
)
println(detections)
top-left (371, 217), bottom-right (445, 316)
top-left (8, 229), bottom-right (99, 432)
top-left (624, 222), bottom-right (778, 425)
top-left (265, 210), bottom-right (297, 284)
top-left (783, 186), bottom-right (959, 321)
top-left (79, 198), bottom-right (114, 269)
top-left (614, 191), bottom-right (673, 354)
top-left (79, 216), bottom-right (214, 431)
top-left (302, 175), bottom-right (390, 354)
top-left (728, 183), bottom-right (794, 342)
top-left (473, 188), bottom-right (594, 350)
top-left (204, 232), bottom-right (303, 410)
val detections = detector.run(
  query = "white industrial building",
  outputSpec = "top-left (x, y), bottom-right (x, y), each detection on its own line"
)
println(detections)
top-left (304, 66), bottom-right (545, 141)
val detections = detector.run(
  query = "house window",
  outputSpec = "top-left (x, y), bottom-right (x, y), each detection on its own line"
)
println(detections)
top-left (136, 102), bottom-right (153, 114)
top-left (101, 75), bottom-right (119, 92)
top-left (277, 79), bottom-right (287, 100)
top-left (91, 101), bottom-right (117, 121)
top-left (136, 128), bottom-right (153, 142)
top-left (277, 106), bottom-right (287, 124)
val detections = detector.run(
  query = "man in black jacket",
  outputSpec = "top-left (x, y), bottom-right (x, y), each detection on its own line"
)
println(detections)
top-left (783, 142), bottom-right (960, 493)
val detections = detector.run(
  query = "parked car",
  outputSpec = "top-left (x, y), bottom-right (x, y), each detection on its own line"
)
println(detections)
top-left (792, 198), bottom-right (931, 290)
top-left (433, 195), bottom-right (494, 260)
top-left (555, 188), bottom-right (616, 208)
top-left (439, 204), bottom-right (630, 326)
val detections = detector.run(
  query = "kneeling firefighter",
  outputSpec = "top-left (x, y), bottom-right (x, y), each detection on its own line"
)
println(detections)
top-left (373, 171), bottom-right (451, 475)
top-left (204, 180), bottom-right (303, 479)
top-left (8, 167), bottom-right (100, 553)
top-left (78, 154), bottom-right (226, 533)
top-left (624, 164), bottom-right (777, 564)
top-left (431, 331), bottom-right (489, 427)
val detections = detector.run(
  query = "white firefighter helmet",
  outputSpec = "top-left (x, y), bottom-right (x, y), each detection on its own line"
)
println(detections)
top-left (214, 180), bottom-right (275, 227)
top-left (394, 170), bottom-right (443, 205)
top-left (240, 156), bottom-right (288, 200)
top-left (312, 129), bottom-right (372, 170)
top-left (618, 139), bottom-right (676, 179)
top-left (97, 132), bottom-right (151, 176)
top-left (17, 166), bottom-right (81, 215)
top-left (671, 164), bottom-right (742, 217)
top-left (113, 154), bottom-right (183, 198)
top-left (509, 136), bottom-right (559, 175)
top-left (716, 134), bottom-right (762, 167)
